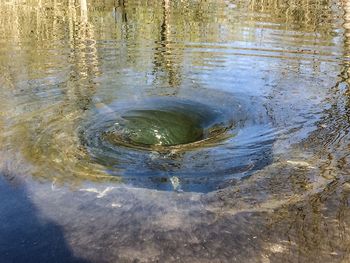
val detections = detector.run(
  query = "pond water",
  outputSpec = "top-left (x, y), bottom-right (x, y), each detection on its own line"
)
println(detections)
top-left (1, 0), bottom-right (350, 262)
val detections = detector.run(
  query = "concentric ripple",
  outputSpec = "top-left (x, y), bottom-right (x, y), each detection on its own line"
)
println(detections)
top-left (80, 93), bottom-right (275, 192)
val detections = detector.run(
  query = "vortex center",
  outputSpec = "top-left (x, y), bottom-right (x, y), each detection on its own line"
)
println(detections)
top-left (104, 109), bottom-right (205, 147)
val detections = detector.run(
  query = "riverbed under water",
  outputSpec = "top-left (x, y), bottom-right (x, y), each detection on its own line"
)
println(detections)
top-left (1, 0), bottom-right (350, 262)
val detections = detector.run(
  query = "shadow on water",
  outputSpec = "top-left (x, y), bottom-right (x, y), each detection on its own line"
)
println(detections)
top-left (0, 174), bottom-right (88, 263)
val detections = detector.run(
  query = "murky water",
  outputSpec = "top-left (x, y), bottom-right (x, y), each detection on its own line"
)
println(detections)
top-left (1, 0), bottom-right (350, 262)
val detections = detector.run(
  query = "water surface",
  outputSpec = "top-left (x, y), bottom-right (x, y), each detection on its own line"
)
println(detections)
top-left (0, 0), bottom-right (350, 262)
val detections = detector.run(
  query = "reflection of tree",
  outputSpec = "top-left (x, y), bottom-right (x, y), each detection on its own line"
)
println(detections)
top-left (265, 2), bottom-right (350, 260)
top-left (152, 0), bottom-right (183, 89)
top-left (0, 0), bottom-right (107, 183)
top-left (342, 0), bottom-right (350, 91)
top-left (66, 0), bottom-right (100, 111)
top-left (115, 0), bottom-right (127, 23)
top-left (304, 0), bottom-right (350, 154)
top-left (248, 0), bottom-right (335, 35)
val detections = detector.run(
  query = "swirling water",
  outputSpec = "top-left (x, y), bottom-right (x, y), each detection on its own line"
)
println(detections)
top-left (0, 0), bottom-right (350, 262)
top-left (80, 93), bottom-right (274, 192)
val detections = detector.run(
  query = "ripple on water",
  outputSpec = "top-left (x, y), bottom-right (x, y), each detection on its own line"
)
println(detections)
top-left (80, 93), bottom-right (276, 192)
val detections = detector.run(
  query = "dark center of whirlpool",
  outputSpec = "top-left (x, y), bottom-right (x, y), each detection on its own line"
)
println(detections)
top-left (80, 95), bottom-right (275, 193)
